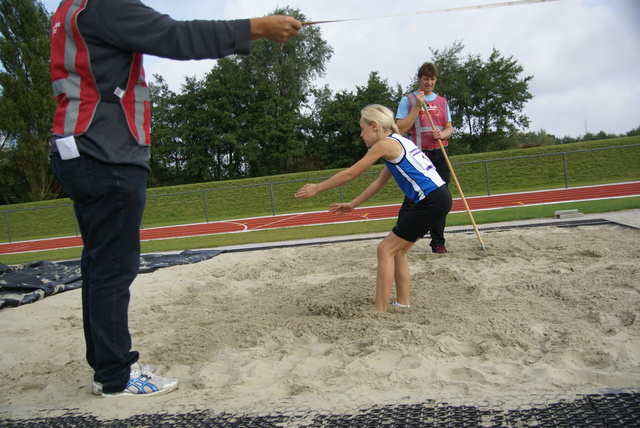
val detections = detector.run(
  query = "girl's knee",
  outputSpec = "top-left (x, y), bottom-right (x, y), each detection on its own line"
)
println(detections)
top-left (379, 231), bottom-right (413, 257)
top-left (377, 240), bottom-right (394, 258)
top-left (377, 244), bottom-right (389, 261)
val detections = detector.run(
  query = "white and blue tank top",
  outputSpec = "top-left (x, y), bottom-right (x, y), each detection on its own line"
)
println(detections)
top-left (383, 133), bottom-right (445, 203)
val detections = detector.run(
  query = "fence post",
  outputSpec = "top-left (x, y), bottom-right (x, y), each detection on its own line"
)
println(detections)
top-left (563, 153), bottom-right (569, 189)
top-left (484, 160), bottom-right (491, 196)
top-left (269, 183), bottom-right (276, 216)
top-left (203, 190), bottom-right (209, 223)
top-left (4, 211), bottom-right (10, 243)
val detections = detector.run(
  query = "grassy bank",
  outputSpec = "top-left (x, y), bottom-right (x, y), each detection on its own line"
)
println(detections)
top-left (2, 196), bottom-right (638, 265)
top-left (1, 137), bottom-right (638, 249)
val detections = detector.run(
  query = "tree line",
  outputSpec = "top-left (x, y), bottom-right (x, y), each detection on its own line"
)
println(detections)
top-left (1, 1), bottom-right (638, 204)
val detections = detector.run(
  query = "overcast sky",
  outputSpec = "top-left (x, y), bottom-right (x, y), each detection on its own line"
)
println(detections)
top-left (42, 0), bottom-right (640, 138)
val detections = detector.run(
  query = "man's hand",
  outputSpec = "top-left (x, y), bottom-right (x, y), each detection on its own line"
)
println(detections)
top-left (250, 15), bottom-right (302, 43)
top-left (414, 91), bottom-right (426, 110)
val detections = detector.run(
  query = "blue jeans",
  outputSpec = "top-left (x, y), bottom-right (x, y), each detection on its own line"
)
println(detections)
top-left (50, 154), bottom-right (148, 393)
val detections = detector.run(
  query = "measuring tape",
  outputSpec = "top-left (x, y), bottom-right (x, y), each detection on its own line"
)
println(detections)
top-left (302, 0), bottom-right (560, 26)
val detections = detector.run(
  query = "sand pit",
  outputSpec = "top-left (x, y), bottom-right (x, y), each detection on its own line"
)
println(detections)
top-left (1, 219), bottom-right (639, 422)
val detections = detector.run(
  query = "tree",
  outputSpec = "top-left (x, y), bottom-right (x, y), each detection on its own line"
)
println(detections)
top-left (198, 57), bottom-right (254, 180)
top-left (148, 75), bottom-right (186, 187)
top-left (233, 6), bottom-right (332, 177)
top-left (305, 71), bottom-right (403, 169)
top-left (148, 7), bottom-right (333, 183)
top-left (0, 0), bottom-right (56, 202)
top-left (429, 41), bottom-right (533, 154)
top-left (627, 126), bottom-right (640, 137)
top-left (149, 67), bottom-right (250, 185)
top-left (0, 132), bottom-right (29, 204)
top-left (510, 129), bottom-right (559, 148)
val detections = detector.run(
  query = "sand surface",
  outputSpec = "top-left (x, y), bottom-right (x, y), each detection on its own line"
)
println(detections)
top-left (1, 216), bottom-right (639, 421)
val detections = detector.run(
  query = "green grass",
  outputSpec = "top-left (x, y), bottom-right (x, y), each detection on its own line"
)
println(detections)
top-left (0, 137), bottom-right (638, 260)
top-left (2, 196), bottom-right (638, 265)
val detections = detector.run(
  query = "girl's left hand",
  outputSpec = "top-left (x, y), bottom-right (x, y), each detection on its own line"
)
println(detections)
top-left (295, 183), bottom-right (319, 199)
top-left (329, 203), bottom-right (353, 214)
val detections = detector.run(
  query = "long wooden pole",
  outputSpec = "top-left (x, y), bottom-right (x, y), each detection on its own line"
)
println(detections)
top-left (422, 102), bottom-right (486, 252)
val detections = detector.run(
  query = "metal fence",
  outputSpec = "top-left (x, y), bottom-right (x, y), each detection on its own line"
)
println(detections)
top-left (2, 144), bottom-right (639, 244)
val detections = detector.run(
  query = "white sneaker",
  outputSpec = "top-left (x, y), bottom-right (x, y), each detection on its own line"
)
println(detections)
top-left (392, 301), bottom-right (411, 308)
top-left (91, 362), bottom-right (157, 395)
top-left (92, 363), bottom-right (157, 395)
top-left (99, 362), bottom-right (178, 397)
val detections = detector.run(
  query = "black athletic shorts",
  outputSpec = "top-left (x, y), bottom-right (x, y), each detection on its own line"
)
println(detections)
top-left (392, 185), bottom-right (452, 242)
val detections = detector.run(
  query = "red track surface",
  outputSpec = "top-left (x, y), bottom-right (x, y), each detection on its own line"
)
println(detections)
top-left (1, 182), bottom-right (638, 255)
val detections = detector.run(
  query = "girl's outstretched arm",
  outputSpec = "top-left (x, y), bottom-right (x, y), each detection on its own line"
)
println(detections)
top-left (329, 167), bottom-right (392, 214)
top-left (295, 142), bottom-right (389, 200)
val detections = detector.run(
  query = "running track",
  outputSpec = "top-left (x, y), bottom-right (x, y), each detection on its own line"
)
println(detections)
top-left (1, 182), bottom-right (638, 255)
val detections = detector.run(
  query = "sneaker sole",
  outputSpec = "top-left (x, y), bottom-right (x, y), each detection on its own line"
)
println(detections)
top-left (101, 382), bottom-right (178, 398)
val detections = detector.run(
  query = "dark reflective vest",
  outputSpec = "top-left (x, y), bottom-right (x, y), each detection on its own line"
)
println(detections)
top-left (50, 0), bottom-right (150, 145)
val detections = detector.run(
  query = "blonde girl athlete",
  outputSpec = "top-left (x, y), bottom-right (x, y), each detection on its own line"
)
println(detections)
top-left (295, 104), bottom-right (452, 312)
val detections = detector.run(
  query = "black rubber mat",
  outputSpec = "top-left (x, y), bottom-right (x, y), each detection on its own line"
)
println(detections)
top-left (2, 391), bottom-right (639, 427)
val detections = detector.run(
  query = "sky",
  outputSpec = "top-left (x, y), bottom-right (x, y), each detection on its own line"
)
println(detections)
top-left (41, 0), bottom-right (640, 138)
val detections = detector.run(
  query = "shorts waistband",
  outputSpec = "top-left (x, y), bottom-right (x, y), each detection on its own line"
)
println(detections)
top-left (423, 145), bottom-right (448, 152)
